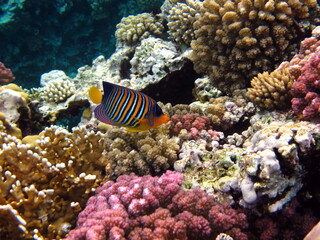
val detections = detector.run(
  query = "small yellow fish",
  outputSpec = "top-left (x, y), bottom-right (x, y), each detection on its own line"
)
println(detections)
top-left (89, 81), bottom-right (170, 132)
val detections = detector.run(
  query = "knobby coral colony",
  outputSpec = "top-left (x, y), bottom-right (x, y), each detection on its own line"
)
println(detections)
top-left (1, 0), bottom-right (320, 240)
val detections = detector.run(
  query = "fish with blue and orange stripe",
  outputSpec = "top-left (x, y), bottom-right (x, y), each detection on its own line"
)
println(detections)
top-left (88, 81), bottom-right (170, 132)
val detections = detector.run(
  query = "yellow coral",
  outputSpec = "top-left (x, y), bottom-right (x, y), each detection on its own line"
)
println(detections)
top-left (190, 0), bottom-right (318, 93)
top-left (247, 69), bottom-right (295, 109)
top-left (115, 13), bottom-right (164, 44)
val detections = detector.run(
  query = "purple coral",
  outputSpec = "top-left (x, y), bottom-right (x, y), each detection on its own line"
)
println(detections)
top-left (0, 62), bottom-right (15, 84)
top-left (291, 50), bottom-right (320, 121)
top-left (65, 171), bottom-right (248, 240)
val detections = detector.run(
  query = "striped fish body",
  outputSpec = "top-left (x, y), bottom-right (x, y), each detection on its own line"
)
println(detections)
top-left (89, 81), bottom-right (170, 132)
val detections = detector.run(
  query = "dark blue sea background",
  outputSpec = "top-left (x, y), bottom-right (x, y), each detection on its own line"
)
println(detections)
top-left (0, 0), bottom-right (164, 88)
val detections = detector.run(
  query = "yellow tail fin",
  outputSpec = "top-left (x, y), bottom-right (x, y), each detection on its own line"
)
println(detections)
top-left (88, 86), bottom-right (103, 104)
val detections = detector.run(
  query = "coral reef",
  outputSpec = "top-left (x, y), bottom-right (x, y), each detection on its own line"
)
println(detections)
top-left (290, 49), bottom-right (320, 120)
top-left (39, 78), bottom-right (75, 103)
top-left (190, 0), bottom-right (318, 93)
top-left (0, 84), bottom-right (30, 123)
top-left (171, 110), bottom-right (320, 213)
top-left (115, 13), bottom-right (164, 45)
top-left (240, 120), bottom-right (320, 211)
top-left (65, 171), bottom-right (248, 240)
top-left (247, 69), bottom-right (295, 109)
top-left (166, 0), bottom-right (202, 45)
top-left (1, 1), bottom-right (320, 240)
top-left (30, 70), bottom-right (89, 123)
top-left (0, 121), bottom-right (110, 239)
top-left (192, 76), bottom-right (222, 103)
top-left (253, 199), bottom-right (317, 240)
top-left (277, 26), bottom-right (320, 79)
top-left (101, 124), bottom-right (180, 178)
top-left (0, 62), bottom-right (15, 84)
top-left (170, 113), bottom-right (221, 140)
top-left (72, 37), bottom-right (188, 92)
top-left (129, 37), bottom-right (187, 90)
top-left (164, 90), bottom-right (255, 131)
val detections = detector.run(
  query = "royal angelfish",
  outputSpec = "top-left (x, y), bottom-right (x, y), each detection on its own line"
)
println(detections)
top-left (89, 81), bottom-right (170, 132)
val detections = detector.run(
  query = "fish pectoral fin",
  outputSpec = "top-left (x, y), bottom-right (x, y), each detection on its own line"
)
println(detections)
top-left (89, 86), bottom-right (103, 104)
top-left (138, 118), bottom-right (149, 125)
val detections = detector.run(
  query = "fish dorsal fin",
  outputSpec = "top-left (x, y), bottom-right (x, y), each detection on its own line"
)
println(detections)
top-left (102, 81), bottom-right (120, 97)
top-left (89, 86), bottom-right (103, 104)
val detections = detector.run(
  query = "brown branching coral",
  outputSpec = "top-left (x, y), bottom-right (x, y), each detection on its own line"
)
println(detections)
top-left (190, 0), bottom-right (318, 93)
top-left (247, 69), bottom-right (295, 109)
top-left (277, 26), bottom-right (320, 79)
top-left (167, 0), bottom-right (202, 45)
top-left (0, 121), bottom-right (110, 239)
top-left (102, 124), bottom-right (180, 178)
top-left (161, 90), bottom-right (255, 131)
top-left (115, 13), bottom-right (164, 45)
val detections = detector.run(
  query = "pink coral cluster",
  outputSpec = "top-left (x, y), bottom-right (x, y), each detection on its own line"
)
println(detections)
top-left (254, 199), bottom-right (317, 240)
top-left (170, 114), bottom-right (217, 139)
top-left (0, 62), bottom-right (15, 84)
top-left (277, 27), bottom-right (320, 79)
top-left (65, 171), bottom-right (248, 240)
top-left (291, 50), bottom-right (320, 120)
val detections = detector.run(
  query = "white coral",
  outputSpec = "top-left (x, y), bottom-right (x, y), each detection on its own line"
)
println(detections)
top-left (40, 79), bottom-right (75, 103)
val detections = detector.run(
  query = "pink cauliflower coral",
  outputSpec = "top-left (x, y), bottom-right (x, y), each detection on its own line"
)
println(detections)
top-left (65, 171), bottom-right (249, 240)
top-left (291, 50), bottom-right (320, 121)
top-left (170, 114), bottom-right (218, 139)
top-left (0, 62), bottom-right (15, 84)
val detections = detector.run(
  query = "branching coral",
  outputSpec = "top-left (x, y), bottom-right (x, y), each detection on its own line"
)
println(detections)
top-left (65, 171), bottom-right (248, 240)
top-left (291, 49), bottom-right (320, 120)
top-left (277, 26), bottom-right (320, 79)
top-left (102, 124), bottom-right (180, 178)
top-left (170, 113), bottom-right (219, 139)
top-left (190, 0), bottom-right (318, 93)
top-left (115, 13), bottom-right (164, 45)
top-left (163, 90), bottom-right (255, 131)
top-left (0, 121), bottom-right (110, 239)
top-left (167, 0), bottom-right (202, 45)
top-left (39, 78), bottom-right (75, 103)
top-left (247, 69), bottom-right (295, 109)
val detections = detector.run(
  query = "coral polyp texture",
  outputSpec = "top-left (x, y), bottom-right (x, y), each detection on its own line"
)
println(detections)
top-left (115, 13), bottom-right (164, 45)
top-left (0, 121), bottom-right (110, 239)
top-left (190, 0), bottom-right (318, 93)
top-left (291, 49), bottom-right (320, 120)
top-left (166, 0), bottom-right (202, 45)
top-left (102, 124), bottom-right (180, 178)
top-left (165, 90), bottom-right (255, 131)
top-left (0, 62), bottom-right (15, 85)
top-left (277, 26), bottom-right (320, 79)
top-left (247, 69), bottom-right (295, 109)
top-left (65, 171), bottom-right (249, 240)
